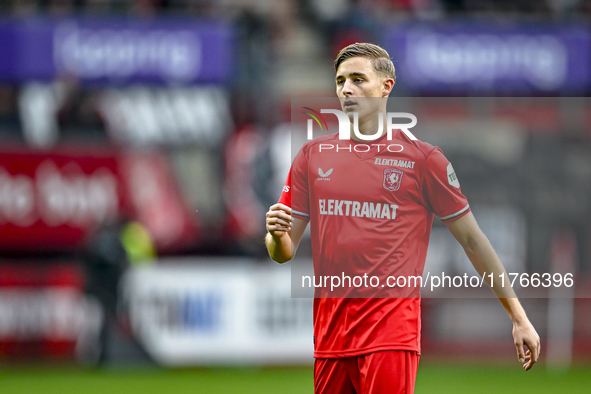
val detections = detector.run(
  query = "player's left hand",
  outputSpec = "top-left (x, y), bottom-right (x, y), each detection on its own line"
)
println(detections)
top-left (512, 319), bottom-right (540, 371)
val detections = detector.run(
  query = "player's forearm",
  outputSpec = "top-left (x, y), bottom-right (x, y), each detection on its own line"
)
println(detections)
top-left (448, 214), bottom-right (533, 328)
top-left (461, 231), bottom-right (518, 299)
top-left (498, 296), bottom-right (529, 324)
top-left (265, 232), bottom-right (292, 263)
top-left (463, 237), bottom-right (533, 324)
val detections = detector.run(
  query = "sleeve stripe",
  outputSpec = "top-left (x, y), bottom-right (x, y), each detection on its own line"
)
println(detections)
top-left (292, 209), bottom-right (310, 219)
top-left (439, 204), bottom-right (470, 222)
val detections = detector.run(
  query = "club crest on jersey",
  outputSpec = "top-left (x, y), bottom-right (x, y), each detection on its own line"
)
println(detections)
top-left (383, 168), bottom-right (403, 191)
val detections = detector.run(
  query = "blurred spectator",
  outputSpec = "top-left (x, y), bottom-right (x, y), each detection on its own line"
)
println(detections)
top-left (307, 0), bottom-right (355, 52)
top-left (17, 79), bottom-right (107, 148)
top-left (47, 0), bottom-right (76, 15)
top-left (130, 0), bottom-right (162, 15)
top-left (459, 0), bottom-right (550, 14)
top-left (84, 0), bottom-right (112, 14)
top-left (120, 221), bottom-right (157, 266)
top-left (0, 85), bottom-right (22, 144)
top-left (216, 0), bottom-right (297, 58)
top-left (169, 0), bottom-right (217, 16)
top-left (269, 0), bottom-right (297, 57)
top-left (547, 0), bottom-right (581, 13)
top-left (83, 220), bottom-right (130, 365)
top-left (10, 0), bottom-right (40, 16)
top-left (441, 0), bottom-right (464, 12)
top-left (310, 0), bottom-right (352, 21)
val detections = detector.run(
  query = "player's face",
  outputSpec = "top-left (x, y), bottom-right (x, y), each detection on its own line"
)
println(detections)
top-left (335, 57), bottom-right (389, 119)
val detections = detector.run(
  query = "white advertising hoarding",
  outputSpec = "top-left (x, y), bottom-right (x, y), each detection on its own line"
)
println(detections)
top-left (122, 258), bottom-right (313, 366)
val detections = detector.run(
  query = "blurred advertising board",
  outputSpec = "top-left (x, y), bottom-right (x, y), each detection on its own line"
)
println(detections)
top-left (0, 17), bottom-right (234, 84)
top-left (0, 150), bottom-right (197, 253)
top-left (122, 258), bottom-right (314, 365)
top-left (384, 22), bottom-right (591, 93)
top-left (0, 262), bottom-right (101, 360)
top-left (98, 87), bottom-right (232, 147)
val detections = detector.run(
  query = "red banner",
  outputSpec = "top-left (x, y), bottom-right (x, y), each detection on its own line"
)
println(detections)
top-left (0, 262), bottom-right (93, 359)
top-left (0, 149), bottom-right (197, 253)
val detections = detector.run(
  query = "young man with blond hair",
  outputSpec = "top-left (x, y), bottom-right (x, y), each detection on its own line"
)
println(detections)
top-left (265, 43), bottom-right (540, 394)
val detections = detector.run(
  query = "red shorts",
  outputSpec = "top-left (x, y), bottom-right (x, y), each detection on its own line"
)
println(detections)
top-left (314, 350), bottom-right (419, 394)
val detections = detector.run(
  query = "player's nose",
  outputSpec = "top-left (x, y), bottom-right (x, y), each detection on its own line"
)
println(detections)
top-left (341, 79), bottom-right (354, 96)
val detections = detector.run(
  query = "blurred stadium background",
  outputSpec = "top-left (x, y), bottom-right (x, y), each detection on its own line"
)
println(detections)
top-left (0, 0), bottom-right (590, 392)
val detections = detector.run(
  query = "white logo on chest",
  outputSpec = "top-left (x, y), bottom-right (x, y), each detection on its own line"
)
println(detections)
top-left (317, 168), bottom-right (333, 180)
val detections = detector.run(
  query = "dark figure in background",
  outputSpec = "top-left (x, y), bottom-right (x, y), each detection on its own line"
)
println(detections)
top-left (82, 221), bottom-right (129, 365)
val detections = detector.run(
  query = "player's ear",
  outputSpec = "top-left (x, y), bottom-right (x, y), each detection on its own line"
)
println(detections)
top-left (382, 77), bottom-right (395, 97)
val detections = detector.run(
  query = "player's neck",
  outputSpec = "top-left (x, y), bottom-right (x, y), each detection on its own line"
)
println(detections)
top-left (349, 109), bottom-right (387, 142)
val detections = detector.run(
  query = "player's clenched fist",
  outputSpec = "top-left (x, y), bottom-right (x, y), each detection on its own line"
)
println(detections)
top-left (266, 203), bottom-right (292, 237)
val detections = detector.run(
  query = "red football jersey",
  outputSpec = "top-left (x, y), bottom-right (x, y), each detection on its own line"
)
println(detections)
top-left (279, 130), bottom-right (470, 358)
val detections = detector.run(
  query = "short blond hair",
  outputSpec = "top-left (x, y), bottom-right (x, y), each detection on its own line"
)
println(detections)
top-left (334, 43), bottom-right (396, 83)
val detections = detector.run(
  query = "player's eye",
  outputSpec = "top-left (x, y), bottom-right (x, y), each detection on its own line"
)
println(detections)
top-left (355, 78), bottom-right (364, 83)
top-left (336, 80), bottom-right (344, 85)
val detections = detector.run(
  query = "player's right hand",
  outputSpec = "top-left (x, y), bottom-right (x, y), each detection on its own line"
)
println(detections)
top-left (266, 203), bottom-right (292, 237)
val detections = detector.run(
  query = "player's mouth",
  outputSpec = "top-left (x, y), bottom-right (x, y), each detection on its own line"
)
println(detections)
top-left (343, 100), bottom-right (357, 110)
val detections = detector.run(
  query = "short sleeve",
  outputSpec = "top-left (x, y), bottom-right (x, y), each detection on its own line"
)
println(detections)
top-left (278, 147), bottom-right (310, 221)
top-left (421, 148), bottom-right (470, 222)
top-left (278, 169), bottom-right (291, 206)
